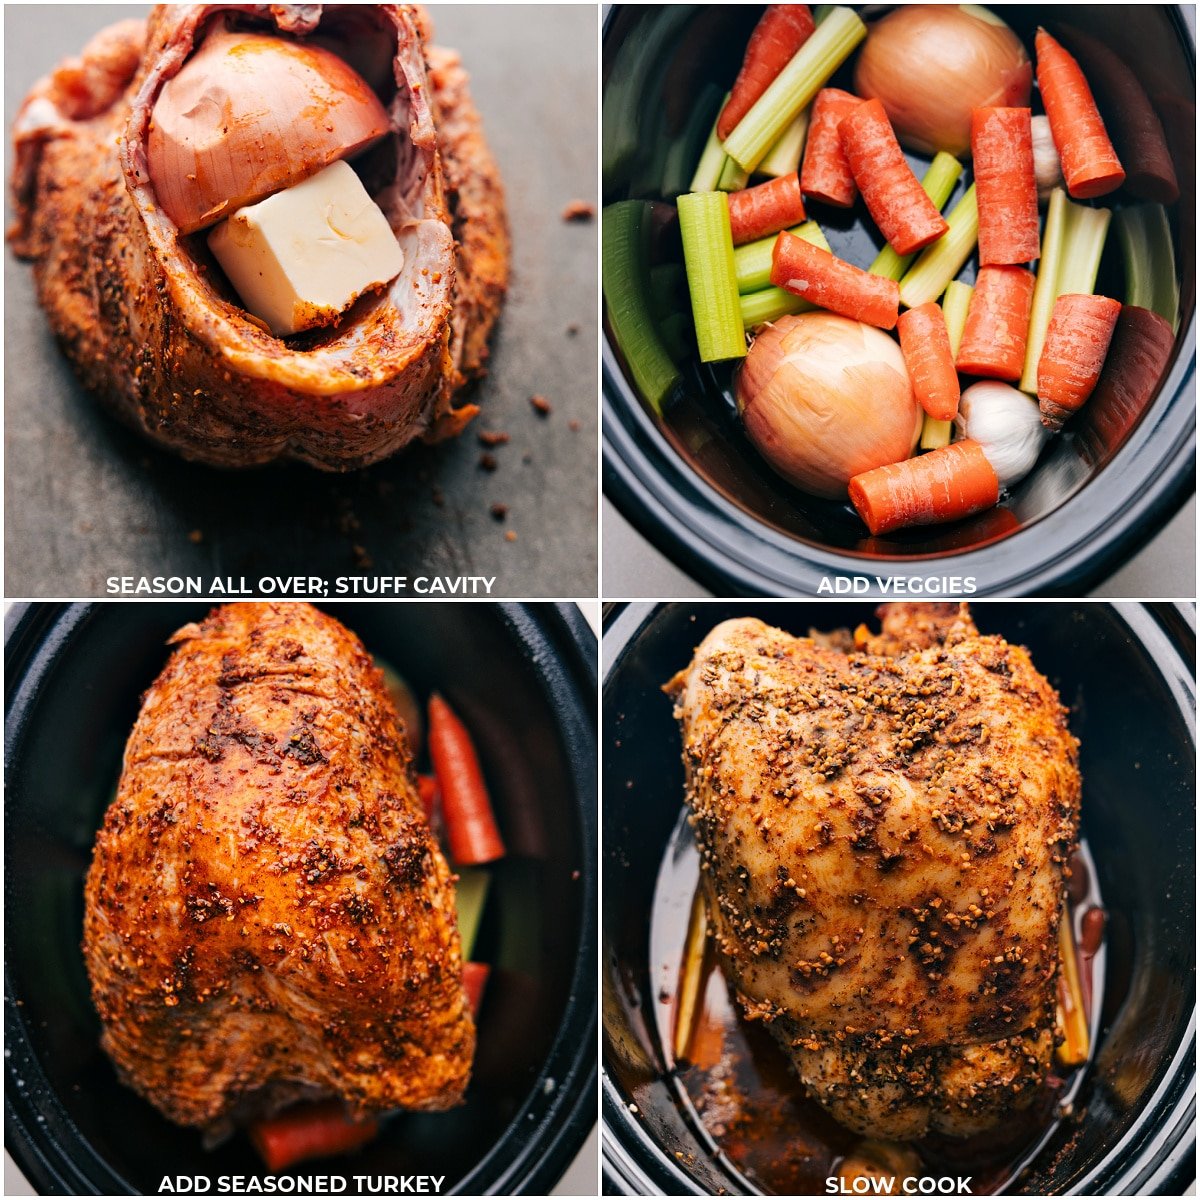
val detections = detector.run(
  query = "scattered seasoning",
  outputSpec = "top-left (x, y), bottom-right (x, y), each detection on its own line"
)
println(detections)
top-left (477, 429), bottom-right (510, 447)
top-left (478, 452), bottom-right (498, 472)
top-left (188, 529), bottom-right (203, 544)
top-left (489, 503), bottom-right (509, 521)
top-left (522, 451), bottom-right (533, 465)
top-left (566, 322), bottom-right (580, 336)
top-left (504, 530), bottom-right (517, 542)
top-left (530, 394), bottom-right (552, 417)
top-left (568, 419), bottom-right (581, 432)
top-left (562, 199), bottom-right (595, 222)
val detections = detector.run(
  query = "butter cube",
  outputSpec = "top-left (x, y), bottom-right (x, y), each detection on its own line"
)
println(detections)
top-left (208, 159), bottom-right (403, 336)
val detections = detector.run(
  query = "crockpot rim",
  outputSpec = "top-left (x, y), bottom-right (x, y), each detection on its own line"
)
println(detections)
top-left (4, 600), bottom-right (598, 1197)
top-left (600, 600), bottom-right (1197, 1196)
top-left (600, 5), bottom-right (1197, 599)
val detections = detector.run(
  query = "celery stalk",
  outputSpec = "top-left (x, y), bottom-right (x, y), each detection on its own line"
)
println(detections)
top-left (1115, 204), bottom-right (1180, 331)
top-left (678, 191), bottom-right (747, 362)
top-left (920, 415), bottom-right (953, 450)
top-left (717, 154), bottom-right (750, 193)
top-left (898, 184), bottom-right (979, 309)
top-left (690, 96), bottom-right (731, 194)
top-left (455, 868), bottom-right (490, 961)
top-left (723, 7), bottom-right (867, 172)
top-left (758, 107), bottom-right (811, 178)
top-left (1018, 188), bottom-right (1111, 393)
top-left (741, 286), bottom-right (813, 329)
top-left (870, 152), bottom-right (963, 281)
top-left (941, 280), bottom-right (974, 356)
top-left (735, 220), bottom-right (830, 293)
top-left (602, 201), bottom-right (681, 413)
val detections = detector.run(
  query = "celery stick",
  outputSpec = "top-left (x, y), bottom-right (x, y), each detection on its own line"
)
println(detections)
top-left (941, 280), bottom-right (974, 356)
top-left (455, 867), bottom-right (490, 961)
top-left (920, 415), bottom-right (953, 450)
top-left (758, 107), bottom-right (811, 178)
top-left (690, 97), bottom-right (730, 194)
top-left (1115, 204), bottom-right (1180, 331)
top-left (899, 184), bottom-right (978, 309)
top-left (1018, 188), bottom-right (1111, 392)
top-left (602, 201), bottom-right (681, 413)
top-left (870, 152), bottom-right (963, 281)
top-left (741, 286), bottom-right (813, 329)
top-left (735, 220), bottom-right (830, 293)
top-left (662, 84), bottom-right (723, 198)
top-left (679, 191), bottom-right (746, 361)
top-left (717, 154), bottom-right (750, 193)
top-left (723, 7), bottom-right (867, 172)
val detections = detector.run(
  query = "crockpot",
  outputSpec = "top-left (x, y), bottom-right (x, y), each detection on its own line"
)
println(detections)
top-left (5, 602), bottom-right (597, 1196)
top-left (602, 601), bottom-right (1195, 1194)
top-left (602, 6), bottom-right (1196, 596)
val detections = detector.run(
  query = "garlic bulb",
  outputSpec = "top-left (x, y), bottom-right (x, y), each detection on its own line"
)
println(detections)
top-left (954, 381), bottom-right (1050, 488)
top-left (1030, 115), bottom-right (1064, 204)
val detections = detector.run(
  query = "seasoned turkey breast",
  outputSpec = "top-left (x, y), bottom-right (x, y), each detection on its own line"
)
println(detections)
top-left (666, 603), bottom-right (1080, 1139)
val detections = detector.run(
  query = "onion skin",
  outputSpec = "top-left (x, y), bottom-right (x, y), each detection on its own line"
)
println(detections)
top-left (148, 27), bottom-right (391, 233)
top-left (853, 6), bottom-right (1032, 158)
top-left (737, 312), bottom-right (921, 499)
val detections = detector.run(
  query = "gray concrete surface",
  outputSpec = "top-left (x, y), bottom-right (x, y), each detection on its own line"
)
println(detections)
top-left (4, 5), bottom-right (598, 598)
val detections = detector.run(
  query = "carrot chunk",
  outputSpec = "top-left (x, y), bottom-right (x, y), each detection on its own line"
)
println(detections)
top-left (849, 440), bottom-right (999, 535)
top-left (800, 87), bottom-right (860, 207)
top-left (250, 1102), bottom-right (379, 1173)
top-left (718, 5), bottom-right (816, 140)
top-left (1037, 293), bottom-right (1122, 429)
top-left (428, 694), bottom-right (506, 866)
top-left (897, 303), bottom-right (961, 422)
top-left (770, 231), bottom-right (900, 330)
top-left (727, 173), bottom-right (806, 246)
top-left (838, 98), bottom-right (948, 255)
top-left (972, 107), bottom-right (1040, 266)
top-left (956, 265), bottom-right (1036, 381)
top-left (1035, 29), bottom-right (1125, 199)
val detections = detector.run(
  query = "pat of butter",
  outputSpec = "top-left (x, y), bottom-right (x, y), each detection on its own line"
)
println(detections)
top-left (208, 159), bottom-right (403, 336)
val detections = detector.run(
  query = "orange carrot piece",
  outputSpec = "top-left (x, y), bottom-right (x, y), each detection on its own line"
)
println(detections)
top-left (801, 87), bottom-right (860, 207)
top-left (462, 961), bottom-right (490, 1016)
top-left (897, 302), bottom-right (961, 421)
top-left (1035, 29), bottom-right (1125, 199)
top-left (428, 694), bottom-right (506, 866)
top-left (718, 5), bottom-right (816, 140)
top-left (972, 107), bottom-right (1040, 266)
top-left (770, 231), bottom-right (900, 329)
top-left (838, 98), bottom-right (948, 256)
top-left (956, 265), bottom-right (1036, 381)
top-left (1037, 293), bottom-right (1122, 429)
top-left (727, 172), bottom-right (806, 246)
top-left (250, 1102), bottom-right (379, 1172)
top-left (417, 773), bottom-right (439, 821)
top-left (849, 439), bottom-right (999, 535)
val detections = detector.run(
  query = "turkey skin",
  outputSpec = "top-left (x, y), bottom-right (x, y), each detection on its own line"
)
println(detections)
top-left (83, 602), bottom-right (472, 1129)
top-left (666, 603), bottom-right (1080, 1140)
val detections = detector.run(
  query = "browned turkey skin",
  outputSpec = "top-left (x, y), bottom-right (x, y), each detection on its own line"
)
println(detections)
top-left (666, 603), bottom-right (1080, 1140)
top-left (10, 5), bottom-right (509, 470)
top-left (82, 603), bottom-right (472, 1131)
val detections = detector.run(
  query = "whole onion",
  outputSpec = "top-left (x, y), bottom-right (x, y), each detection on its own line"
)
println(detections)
top-left (736, 312), bottom-right (921, 499)
top-left (853, 6), bottom-right (1032, 157)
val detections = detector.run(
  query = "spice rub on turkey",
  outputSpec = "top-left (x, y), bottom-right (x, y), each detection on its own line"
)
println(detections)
top-left (666, 603), bottom-right (1080, 1140)
top-left (82, 603), bottom-right (472, 1130)
top-left (11, 5), bottom-right (508, 470)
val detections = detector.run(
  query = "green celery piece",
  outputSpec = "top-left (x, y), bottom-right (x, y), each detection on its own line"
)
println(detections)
top-left (941, 280), bottom-right (974, 356)
top-left (602, 201), bottom-right (681, 414)
top-left (1018, 188), bottom-right (1111, 392)
top-left (735, 220), bottom-right (830, 294)
top-left (455, 867), bottom-right (490, 961)
top-left (870, 152), bottom-right (963, 281)
top-left (678, 191), bottom-right (746, 361)
top-left (689, 94), bottom-right (730, 194)
top-left (920, 415), bottom-right (953, 450)
top-left (1115, 204), bottom-right (1180, 331)
top-left (758, 107), bottom-right (811, 178)
top-left (723, 7), bottom-right (867, 173)
top-left (899, 184), bottom-right (979, 309)
top-left (741, 285), bottom-right (813, 329)
top-left (662, 85), bottom-right (723, 198)
top-left (717, 154), bottom-right (750, 192)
